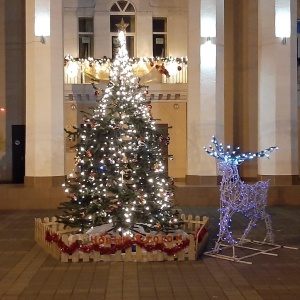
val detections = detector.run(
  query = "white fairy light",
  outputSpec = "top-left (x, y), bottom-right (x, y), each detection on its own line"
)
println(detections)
top-left (59, 17), bottom-right (179, 236)
top-left (204, 136), bottom-right (277, 253)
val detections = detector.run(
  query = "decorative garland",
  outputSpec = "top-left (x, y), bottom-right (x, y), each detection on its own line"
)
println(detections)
top-left (64, 55), bottom-right (188, 79)
top-left (45, 227), bottom-right (208, 256)
top-left (64, 55), bottom-right (188, 66)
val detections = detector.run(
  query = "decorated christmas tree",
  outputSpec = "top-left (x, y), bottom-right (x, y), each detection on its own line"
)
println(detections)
top-left (59, 19), bottom-right (182, 236)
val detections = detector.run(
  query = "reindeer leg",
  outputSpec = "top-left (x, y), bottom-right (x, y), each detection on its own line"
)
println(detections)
top-left (239, 216), bottom-right (257, 245)
top-left (261, 210), bottom-right (275, 244)
top-left (213, 212), bottom-right (225, 253)
top-left (214, 206), bottom-right (233, 253)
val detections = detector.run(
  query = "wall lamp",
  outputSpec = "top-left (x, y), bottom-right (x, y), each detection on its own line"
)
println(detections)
top-left (35, 0), bottom-right (50, 44)
top-left (201, 38), bottom-right (216, 70)
top-left (200, 0), bottom-right (217, 70)
top-left (275, 0), bottom-right (291, 45)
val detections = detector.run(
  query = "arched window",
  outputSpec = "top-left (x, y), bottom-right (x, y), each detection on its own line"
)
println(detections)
top-left (110, 1), bottom-right (135, 58)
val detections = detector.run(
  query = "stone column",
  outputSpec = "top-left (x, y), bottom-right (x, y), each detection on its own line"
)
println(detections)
top-left (25, 0), bottom-right (65, 187)
top-left (187, 0), bottom-right (224, 185)
top-left (258, 0), bottom-right (299, 185)
top-left (94, 11), bottom-right (110, 57)
top-left (136, 12), bottom-right (152, 57)
top-left (63, 8), bottom-right (78, 57)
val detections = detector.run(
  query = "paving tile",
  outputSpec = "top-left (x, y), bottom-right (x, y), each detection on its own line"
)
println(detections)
top-left (88, 296), bottom-right (105, 300)
top-left (204, 285), bottom-right (228, 298)
top-left (139, 287), bottom-right (157, 298)
top-left (0, 208), bottom-right (300, 299)
top-left (123, 290), bottom-right (140, 298)
top-left (222, 286), bottom-right (245, 297)
top-left (1, 296), bottom-right (19, 300)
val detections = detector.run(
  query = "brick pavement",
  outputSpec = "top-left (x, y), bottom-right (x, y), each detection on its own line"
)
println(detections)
top-left (0, 207), bottom-right (299, 300)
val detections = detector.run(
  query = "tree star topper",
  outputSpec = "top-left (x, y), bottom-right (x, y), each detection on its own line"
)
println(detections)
top-left (116, 18), bottom-right (129, 32)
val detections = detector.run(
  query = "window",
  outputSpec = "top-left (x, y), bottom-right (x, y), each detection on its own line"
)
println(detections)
top-left (153, 17), bottom-right (167, 57)
top-left (110, 1), bottom-right (135, 58)
top-left (79, 17), bottom-right (94, 59)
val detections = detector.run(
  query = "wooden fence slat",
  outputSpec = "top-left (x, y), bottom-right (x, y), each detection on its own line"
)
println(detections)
top-left (71, 250), bottom-right (79, 262)
top-left (147, 250), bottom-right (154, 262)
top-left (114, 235), bottom-right (123, 261)
top-left (61, 234), bottom-right (70, 262)
top-left (187, 215), bottom-right (193, 232)
top-left (71, 235), bottom-right (79, 262)
top-left (195, 216), bottom-right (201, 231)
top-left (188, 235), bottom-right (196, 261)
top-left (35, 214), bottom-right (209, 263)
top-left (114, 250), bottom-right (123, 262)
top-left (181, 214), bottom-right (186, 231)
top-left (125, 246), bottom-right (133, 262)
top-left (82, 252), bottom-right (90, 262)
top-left (92, 251), bottom-right (101, 262)
top-left (177, 249), bottom-right (185, 261)
top-left (156, 234), bottom-right (164, 261)
top-left (80, 233), bottom-right (90, 262)
top-left (167, 234), bottom-right (174, 261)
top-left (102, 235), bottom-right (111, 262)
top-left (135, 244), bottom-right (143, 262)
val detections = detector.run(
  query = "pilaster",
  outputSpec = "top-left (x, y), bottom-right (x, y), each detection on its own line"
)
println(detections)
top-left (187, 0), bottom-right (224, 185)
top-left (258, 0), bottom-right (299, 184)
top-left (25, 0), bottom-right (65, 187)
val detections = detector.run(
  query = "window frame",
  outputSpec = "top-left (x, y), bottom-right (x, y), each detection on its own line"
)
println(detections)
top-left (110, 1), bottom-right (136, 58)
top-left (78, 17), bottom-right (94, 59)
top-left (152, 17), bottom-right (168, 58)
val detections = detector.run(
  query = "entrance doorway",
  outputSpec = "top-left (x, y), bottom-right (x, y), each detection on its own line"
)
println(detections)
top-left (12, 125), bottom-right (25, 183)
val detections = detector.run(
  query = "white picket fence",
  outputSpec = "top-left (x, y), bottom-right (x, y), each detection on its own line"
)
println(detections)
top-left (35, 214), bottom-right (209, 263)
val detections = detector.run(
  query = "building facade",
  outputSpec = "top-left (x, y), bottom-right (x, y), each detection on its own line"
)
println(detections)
top-left (0, 0), bottom-right (299, 208)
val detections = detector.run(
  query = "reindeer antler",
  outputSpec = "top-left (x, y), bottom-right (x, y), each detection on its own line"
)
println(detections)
top-left (204, 136), bottom-right (278, 164)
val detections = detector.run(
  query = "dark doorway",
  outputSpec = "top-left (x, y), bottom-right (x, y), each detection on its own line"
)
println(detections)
top-left (12, 125), bottom-right (25, 183)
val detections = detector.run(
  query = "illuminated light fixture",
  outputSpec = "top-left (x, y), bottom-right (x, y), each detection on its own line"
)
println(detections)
top-left (66, 62), bottom-right (79, 78)
top-left (200, 0), bottom-right (216, 38)
top-left (200, 38), bottom-right (216, 70)
top-left (200, 0), bottom-right (216, 69)
top-left (275, 0), bottom-right (291, 45)
top-left (35, 0), bottom-right (50, 44)
top-left (166, 61), bottom-right (178, 76)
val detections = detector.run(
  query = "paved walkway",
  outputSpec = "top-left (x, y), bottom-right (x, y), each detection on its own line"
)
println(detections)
top-left (0, 207), bottom-right (300, 300)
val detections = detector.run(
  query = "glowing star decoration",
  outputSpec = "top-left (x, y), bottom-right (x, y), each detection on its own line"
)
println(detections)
top-left (204, 136), bottom-right (278, 253)
top-left (115, 18), bottom-right (129, 32)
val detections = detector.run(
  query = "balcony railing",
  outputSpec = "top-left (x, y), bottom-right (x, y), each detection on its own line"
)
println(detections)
top-left (64, 57), bottom-right (188, 85)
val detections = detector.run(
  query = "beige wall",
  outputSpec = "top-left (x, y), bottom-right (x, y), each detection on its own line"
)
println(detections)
top-left (151, 101), bottom-right (187, 179)
top-left (63, 0), bottom-right (188, 59)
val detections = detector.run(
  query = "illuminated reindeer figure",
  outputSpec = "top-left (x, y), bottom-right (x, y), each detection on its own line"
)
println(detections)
top-left (204, 136), bottom-right (278, 253)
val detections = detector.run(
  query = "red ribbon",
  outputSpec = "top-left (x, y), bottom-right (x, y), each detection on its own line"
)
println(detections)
top-left (45, 226), bottom-right (208, 256)
top-left (45, 231), bottom-right (191, 256)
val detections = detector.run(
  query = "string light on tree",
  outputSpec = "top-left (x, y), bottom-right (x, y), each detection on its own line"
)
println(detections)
top-left (59, 18), bottom-right (181, 236)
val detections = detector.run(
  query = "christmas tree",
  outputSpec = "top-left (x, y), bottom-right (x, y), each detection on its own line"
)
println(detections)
top-left (59, 19), bottom-right (182, 236)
